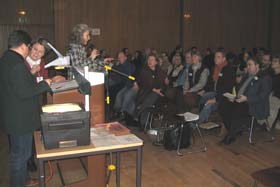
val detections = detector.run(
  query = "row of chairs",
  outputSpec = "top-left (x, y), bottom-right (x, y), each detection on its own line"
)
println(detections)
top-left (140, 105), bottom-right (279, 186)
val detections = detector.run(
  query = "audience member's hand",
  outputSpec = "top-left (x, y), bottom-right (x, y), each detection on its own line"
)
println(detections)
top-left (164, 78), bottom-right (169, 85)
top-left (30, 65), bottom-right (40, 75)
top-left (44, 79), bottom-right (52, 86)
top-left (206, 98), bottom-right (216, 105)
top-left (197, 90), bottom-right (205, 96)
top-left (90, 49), bottom-right (100, 60)
top-left (235, 95), bottom-right (247, 103)
top-left (152, 88), bottom-right (164, 97)
top-left (228, 98), bottom-right (235, 102)
top-left (132, 82), bottom-right (139, 91)
top-left (51, 75), bottom-right (65, 83)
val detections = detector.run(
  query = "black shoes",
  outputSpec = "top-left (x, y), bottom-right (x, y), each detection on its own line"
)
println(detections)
top-left (220, 135), bottom-right (236, 145)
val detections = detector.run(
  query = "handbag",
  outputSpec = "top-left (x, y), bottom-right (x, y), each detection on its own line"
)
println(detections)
top-left (163, 123), bottom-right (192, 150)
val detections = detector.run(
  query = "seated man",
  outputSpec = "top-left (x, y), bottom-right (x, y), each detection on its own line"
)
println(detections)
top-left (198, 49), bottom-right (235, 135)
top-left (268, 54), bottom-right (280, 129)
top-left (109, 51), bottom-right (134, 104)
top-left (220, 57), bottom-right (272, 144)
top-left (113, 52), bottom-right (136, 118)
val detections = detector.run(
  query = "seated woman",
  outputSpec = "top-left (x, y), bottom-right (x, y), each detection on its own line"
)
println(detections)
top-left (133, 54), bottom-right (166, 125)
top-left (220, 57), bottom-right (272, 145)
top-left (184, 51), bottom-right (210, 110)
top-left (164, 53), bottom-right (187, 113)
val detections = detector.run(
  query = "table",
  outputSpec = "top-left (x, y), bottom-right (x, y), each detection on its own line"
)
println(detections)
top-left (47, 83), bottom-right (106, 186)
top-left (34, 131), bottom-right (143, 187)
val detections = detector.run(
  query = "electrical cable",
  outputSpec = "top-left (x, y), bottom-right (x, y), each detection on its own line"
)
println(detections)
top-left (26, 160), bottom-right (53, 187)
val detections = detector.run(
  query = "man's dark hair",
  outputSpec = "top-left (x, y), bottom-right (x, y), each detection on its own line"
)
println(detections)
top-left (215, 48), bottom-right (226, 57)
top-left (8, 30), bottom-right (31, 49)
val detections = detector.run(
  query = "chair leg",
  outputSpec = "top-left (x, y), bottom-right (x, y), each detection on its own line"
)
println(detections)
top-left (144, 112), bottom-right (151, 132)
top-left (176, 123), bottom-right (184, 156)
top-left (253, 180), bottom-right (257, 187)
top-left (265, 119), bottom-right (275, 142)
top-left (149, 113), bottom-right (154, 130)
top-left (154, 115), bottom-right (165, 145)
top-left (249, 117), bottom-right (255, 144)
top-left (188, 123), bottom-right (207, 154)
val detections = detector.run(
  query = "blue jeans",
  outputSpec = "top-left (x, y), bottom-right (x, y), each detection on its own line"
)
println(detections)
top-left (9, 133), bottom-right (33, 187)
top-left (199, 92), bottom-right (218, 123)
top-left (114, 86), bottom-right (138, 115)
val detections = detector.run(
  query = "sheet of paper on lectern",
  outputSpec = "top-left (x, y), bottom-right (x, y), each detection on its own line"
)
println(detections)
top-left (42, 103), bottom-right (81, 113)
top-left (50, 79), bottom-right (79, 93)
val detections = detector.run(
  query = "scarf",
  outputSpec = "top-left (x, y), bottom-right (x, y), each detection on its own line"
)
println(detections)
top-left (213, 60), bottom-right (228, 81)
top-left (26, 56), bottom-right (41, 68)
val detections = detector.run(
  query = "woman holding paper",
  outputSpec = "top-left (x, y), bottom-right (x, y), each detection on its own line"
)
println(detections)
top-left (25, 38), bottom-right (65, 83)
top-left (220, 57), bottom-right (272, 144)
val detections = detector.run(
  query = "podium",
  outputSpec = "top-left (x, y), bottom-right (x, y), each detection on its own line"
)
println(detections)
top-left (47, 82), bottom-right (106, 187)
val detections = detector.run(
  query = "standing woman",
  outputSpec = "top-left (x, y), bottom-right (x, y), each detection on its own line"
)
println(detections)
top-left (66, 23), bottom-right (102, 71)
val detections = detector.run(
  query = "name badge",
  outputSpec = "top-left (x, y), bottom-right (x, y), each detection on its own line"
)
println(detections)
top-left (36, 76), bottom-right (43, 83)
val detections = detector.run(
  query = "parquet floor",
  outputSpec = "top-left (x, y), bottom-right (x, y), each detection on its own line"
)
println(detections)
top-left (1, 127), bottom-right (279, 187)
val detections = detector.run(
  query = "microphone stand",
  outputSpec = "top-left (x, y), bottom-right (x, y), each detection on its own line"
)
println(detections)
top-left (98, 63), bottom-right (135, 122)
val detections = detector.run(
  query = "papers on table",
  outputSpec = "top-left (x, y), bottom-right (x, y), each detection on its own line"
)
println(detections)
top-left (42, 103), bottom-right (82, 113)
top-left (90, 127), bottom-right (142, 147)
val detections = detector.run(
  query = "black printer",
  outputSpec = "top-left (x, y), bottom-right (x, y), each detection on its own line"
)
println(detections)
top-left (40, 104), bottom-right (90, 149)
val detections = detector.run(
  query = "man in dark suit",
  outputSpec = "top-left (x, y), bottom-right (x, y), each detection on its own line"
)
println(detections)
top-left (0, 30), bottom-right (51, 187)
top-left (220, 57), bottom-right (272, 144)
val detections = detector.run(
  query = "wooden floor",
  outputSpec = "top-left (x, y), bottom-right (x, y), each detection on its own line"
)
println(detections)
top-left (1, 127), bottom-right (280, 187)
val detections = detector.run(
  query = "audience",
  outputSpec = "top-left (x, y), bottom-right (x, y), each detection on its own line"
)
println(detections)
top-left (268, 55), bottom-right (280, 129)
top-left (198, 49), bottom-right (235, 137)
top-left (133, 54), bottom-right (166, 125)
top-left (109, 51), bottom-right (135, 104)
top-left (164, 53), bottom-right (186, 113)
top-left (260, 50), bottom-right (273, 75)
top-left (184, 51), bottom-right (209, 110)
top-left (220, 57), bottom-right (272, 144)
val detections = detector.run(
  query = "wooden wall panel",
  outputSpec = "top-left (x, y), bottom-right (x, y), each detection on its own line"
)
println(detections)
top-left (183, 0), bottom-right (273, 53)
top-left (0, 0), bottom-right (54, 55)
top-left (54, 0), bottom-right (180, 55)
top-left (1, 0), bottom-right (279, 56)
top-left (270, 0), bottom-right (280, 54)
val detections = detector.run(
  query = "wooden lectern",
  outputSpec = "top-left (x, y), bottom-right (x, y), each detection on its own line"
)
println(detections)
top-left (47, 83), bottom-right (106, 187)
